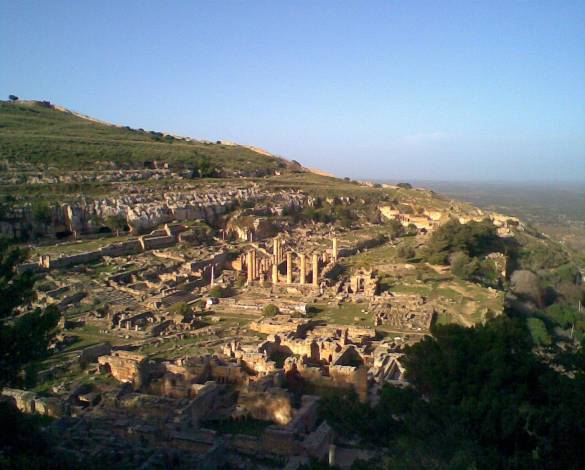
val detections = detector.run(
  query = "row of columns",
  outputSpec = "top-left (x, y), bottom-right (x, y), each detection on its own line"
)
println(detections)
top-left (247, 250), bottom-right (321, 287)
top-left (246, 237), bottom-right (338, 287)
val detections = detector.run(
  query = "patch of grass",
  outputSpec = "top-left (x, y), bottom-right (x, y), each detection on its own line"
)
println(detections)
top-left (312, 302), bottom-right (373, 327)
top-left (29, 235), bottom-right (133, 258)
top-left (344, 243), bottom-right (397, 269)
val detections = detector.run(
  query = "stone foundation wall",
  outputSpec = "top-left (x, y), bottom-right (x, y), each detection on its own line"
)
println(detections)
top-left (139, 235), bottom-right (176, 250)
top-left (1, 388), bottom-right (65, 417)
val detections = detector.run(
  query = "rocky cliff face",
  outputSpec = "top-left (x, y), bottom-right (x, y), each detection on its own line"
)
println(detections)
top-left (0, 185), bottom-right (310, 239)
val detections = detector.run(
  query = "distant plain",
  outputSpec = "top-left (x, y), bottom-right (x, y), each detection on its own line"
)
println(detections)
top-left (380, 180), bottom-right (585, 258)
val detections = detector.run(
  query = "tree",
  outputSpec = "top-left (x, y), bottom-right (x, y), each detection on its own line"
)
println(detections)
top-left (0, 241), bottom-right (72, 465)
top-left (319, 316), bottom-right (585, 468)
top-left (386, 219), bottom-right (404, 238)
top-left (30, 200), bottom-right (52, 226)
top-left (450, 251), bottom-right (472, 278)
top-left (527, 317), bottom-right (552, 346)
top-left (8, 95), bottom-right (18, 101)
top-left (170, 302), bottom-right (192, 319)
top-left (0, 239), bottom-right (60, 386)
top-left (262, 304), bottom-right (279, 316)
top-left (105, 214), bottom-right (127, 236)
top-left (406, 223), bottom-right (418, 235)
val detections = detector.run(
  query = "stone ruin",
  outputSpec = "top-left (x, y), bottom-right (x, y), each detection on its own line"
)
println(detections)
top-left (371, 292), bottom-right (435, 331)
top-left (348, 268), bottom-right (380, 297)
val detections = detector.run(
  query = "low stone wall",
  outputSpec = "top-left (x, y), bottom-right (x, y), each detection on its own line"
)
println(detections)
top-left (48, 250), bottom-right (101, 269)
top-left (339, 235), bottom-right (387, 257)
top-left (139, 235), bottom-right (175, 250)
top-left (101, 239), bottom-right (142, 256)
top-left (1, 388), bottom-right (65, 417)
top-left (19, 235), bottom-right (171, 272)
top-left (79, 342), bottom-right (112, 366)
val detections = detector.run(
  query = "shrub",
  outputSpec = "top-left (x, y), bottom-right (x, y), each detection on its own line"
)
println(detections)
top-left (208, 285), bottom-right (224, 298)
top-left (170, 302), bottom-right (192, 319)
top-left (397, 243), bottom-right (416, 260)
top-left (262, 304), bottom-right (279, 316)
top-left (386, 219), bottom-right (404, 238)
top-left (104, 214), bottom-right (127, 236)
top-left (527, 317), bottom-right (552, 346)
top-left (544, 304), bottom-right (578, 329)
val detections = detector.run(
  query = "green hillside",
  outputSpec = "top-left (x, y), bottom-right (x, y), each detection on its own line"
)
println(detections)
top-left (0, 100), bottom-right (293, 173)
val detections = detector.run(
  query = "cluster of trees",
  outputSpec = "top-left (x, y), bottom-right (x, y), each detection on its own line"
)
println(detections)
top-left (508, 268), bottom-right (584, 345)
top-left (320, 317), bottom-right (585, 469)
top-left (450, 251), bottom-right (500, 288)
top-left (301, 205), bottom-right (355, 228)
top-left (535, 304), bottom-right (585, 344)
top-left (419, 219), bottom-right (504, 287)
top-left (0, 240), bottom-right (60, 386)
top-left (0, 239), bottom-right (66, 467)
top-left (421, 219), bottom-right (502, 265)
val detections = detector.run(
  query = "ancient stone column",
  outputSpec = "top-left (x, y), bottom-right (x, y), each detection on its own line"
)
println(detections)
top-left (247, 251), bottom-right (254, 283)
top-left (273, 237), bottom-right (279, 262)
top-left (272, 259), bottom-right (278, 283)
top-left (286, 252), bottom-right (293, 284)
top-left (299, 254), bottom-right (306, 285)
top-left (312, 254), bottom-right (319, 287)
top-left (332, 238), bottom-right (338, 261)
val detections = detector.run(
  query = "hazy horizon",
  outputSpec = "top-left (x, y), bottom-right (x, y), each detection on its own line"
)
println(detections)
top-left (373, 179), bottom-right (585, 187)
top-left (2, 1), bottom-right (584, 182)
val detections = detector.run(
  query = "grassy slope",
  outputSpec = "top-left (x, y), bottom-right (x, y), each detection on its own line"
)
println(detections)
top-left (0, 101), bottom-right (289, 172)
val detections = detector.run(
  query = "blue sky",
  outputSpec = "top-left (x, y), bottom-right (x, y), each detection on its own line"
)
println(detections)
top-left (1, 0), bottom-right (584, 181)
